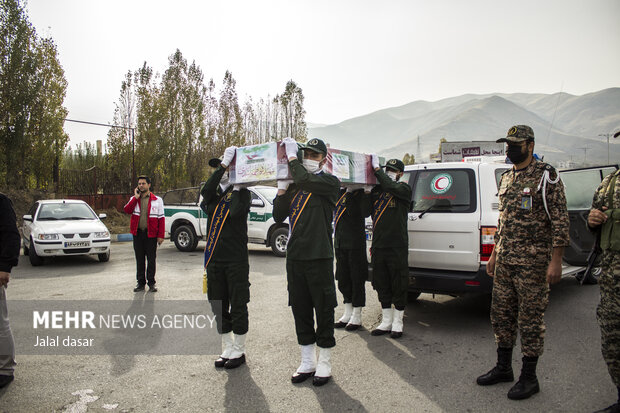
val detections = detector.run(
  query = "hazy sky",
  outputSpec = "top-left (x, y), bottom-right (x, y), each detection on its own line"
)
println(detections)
top-left (26, 0), bottom-right (620, 146)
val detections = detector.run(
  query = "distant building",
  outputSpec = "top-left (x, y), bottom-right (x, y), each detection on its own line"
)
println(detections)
top-left (441, 141), bottom-right (505, 162)
top-left (429, 153), bottom-right (442, 163)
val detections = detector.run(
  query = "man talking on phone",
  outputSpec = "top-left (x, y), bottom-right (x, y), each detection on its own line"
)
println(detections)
top-left (124, 175), bottom-right (165, 292)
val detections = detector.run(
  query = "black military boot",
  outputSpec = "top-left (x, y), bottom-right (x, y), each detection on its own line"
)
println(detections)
top-left (477, 347), bottom-right (514, 386)
top-left (507, 356), bottom-right (540, 400)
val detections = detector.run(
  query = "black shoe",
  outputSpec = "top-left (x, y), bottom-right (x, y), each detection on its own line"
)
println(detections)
top-left (594, 402), bottom-right (620, 413)
top-left (345, 323), bottom-right (360, 331)
top-left (476, 366), bottom-right (514, 386)
top-left (148, 285), bottom-right (158, 293)
top-left (334, 321), bottom-right (348, 329)
top-left (0, 375), bottom-right (13, 389)
top-left (291, 371), bottom-right (315, 384)
top-left (507, 377), bottom-right (539, 400)
top-left (224, 354), bottom-right (245, 369)
top-left (390, 331), bottom-right (403, 339)
top-left (312, 376), bottom-right (331, 386)
top-left (371, 328), bottom-right (391, 336)
top-left (133, 284), bottom-right (145, 292)
top-left (214, 357), bottom-right (228, 368)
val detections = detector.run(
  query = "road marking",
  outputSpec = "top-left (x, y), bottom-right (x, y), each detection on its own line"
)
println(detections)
top-left (62, 389), bottom-right (99, 413)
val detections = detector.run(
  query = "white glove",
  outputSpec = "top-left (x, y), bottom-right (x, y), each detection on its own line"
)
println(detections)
top-left (277, 179), bottom-right (293, 191)
top-left (222, 146), bottom-right (237, 167)
top-left (363, 185), bottom-right (373, 193)
top-left (371, 154), bottom-right (380, 170)
top-left (281, 137), bottom-right (299, 160)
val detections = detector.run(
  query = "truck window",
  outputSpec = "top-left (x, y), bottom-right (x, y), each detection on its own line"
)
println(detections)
top-left (411, 169), bottom-right (476, 213)
top-left (561, 167), bottom-right (618, 211)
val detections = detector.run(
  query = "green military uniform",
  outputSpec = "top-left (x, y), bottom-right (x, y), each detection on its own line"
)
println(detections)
top-left (590, 169), bottom-right (620, 397)
top-left (492, 159), bottom-right (569, 356)
top-left (334, 188), bottom-right (371, 308)
top-left (273, 158), bottom-right (340, 348)
top-left (201, 165), bottom-right (251, 335)
top-left (371, 167), bottom-right (412, 310)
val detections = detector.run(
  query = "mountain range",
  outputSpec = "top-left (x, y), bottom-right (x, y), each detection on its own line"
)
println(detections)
top-left (308, 88), bottom-right (620, 166)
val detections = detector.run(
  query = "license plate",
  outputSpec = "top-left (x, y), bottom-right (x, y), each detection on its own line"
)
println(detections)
top-left (64, 241), bottom-right (90, 248)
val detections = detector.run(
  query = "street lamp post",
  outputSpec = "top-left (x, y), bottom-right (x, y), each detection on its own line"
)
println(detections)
top-left (63, 118), bottom-right (136, 185)
top-left (599, 133), bottom-right (612, 164)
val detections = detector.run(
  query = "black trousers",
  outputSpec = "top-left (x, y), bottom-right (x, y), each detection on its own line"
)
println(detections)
top-left (335, 247), bottom-right (367, 307)
top-left (371, 247), bottom-right (408, 310)
top-left (287, 258), bottom-right (337, 348)
top-left (207, 260), bottom-right (250, 335)
top-left (133, 229), bottom-right (157, 286)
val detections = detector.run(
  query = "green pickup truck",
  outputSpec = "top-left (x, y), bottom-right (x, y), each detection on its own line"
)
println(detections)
top-left (163, 185), bottom-right (289, 257)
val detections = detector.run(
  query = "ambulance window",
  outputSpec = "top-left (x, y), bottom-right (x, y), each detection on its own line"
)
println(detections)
top-left (495, 168), bottom-right (509, 189)
top-left (411, 169), bottom-right (476, 213)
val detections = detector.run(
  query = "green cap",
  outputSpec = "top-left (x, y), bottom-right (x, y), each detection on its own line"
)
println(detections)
top-left (383, 158), bottom-right (405, 172)
top-left (208, 157), bottom-right (222, 168)
top-left (497, 125), bottom-right (535, 143)
top-left (302, 138), bottom-right (328, 156)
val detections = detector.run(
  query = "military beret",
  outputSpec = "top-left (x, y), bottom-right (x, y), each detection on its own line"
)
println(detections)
top-left (497, 125), bottom-right (535, 143)
top-left (301, 138), bottom-right (328, 156)
top-left (383, 158), bottom-right (405, 172)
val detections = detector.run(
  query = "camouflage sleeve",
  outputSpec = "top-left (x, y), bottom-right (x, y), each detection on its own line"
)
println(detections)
top-left (493, 174), bottom-right (505, 246)
top-left (591, 173), bottom-right (613, 211)
top-left (549, 174), bottom-right (570, 248)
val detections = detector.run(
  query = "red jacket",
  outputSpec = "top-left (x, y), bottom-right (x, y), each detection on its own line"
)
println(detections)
top-left (124, 193), bottom-right (165, 238)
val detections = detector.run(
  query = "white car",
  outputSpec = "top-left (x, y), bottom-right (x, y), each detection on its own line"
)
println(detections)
top-left (22, 199), bottom-right (111, 266)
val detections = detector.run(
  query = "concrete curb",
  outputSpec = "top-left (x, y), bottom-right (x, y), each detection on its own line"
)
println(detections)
top-left (111, 233), bottom-right (133, 242)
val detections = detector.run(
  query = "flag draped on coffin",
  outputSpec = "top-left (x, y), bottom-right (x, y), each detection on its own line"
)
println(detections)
top-left (228, 141), bottom-right (385, 185)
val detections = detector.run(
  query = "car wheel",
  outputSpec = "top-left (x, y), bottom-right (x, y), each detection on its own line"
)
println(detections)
top-left (174, 225), bottom-right (198, 252)
top-left (270, 227), bottom-right (288, 257)
top-left (98, 250), bottom-right (110, 262)
top-left (407, 291), bottom-right (421, 301)
top-left (29, 238), bottom-right (43, 266)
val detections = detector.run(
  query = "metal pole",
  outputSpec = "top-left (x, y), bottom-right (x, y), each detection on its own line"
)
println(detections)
top-left (599, 133), bottom-right (611, 164)
top-left (131, 128), bottom-right (135, 185)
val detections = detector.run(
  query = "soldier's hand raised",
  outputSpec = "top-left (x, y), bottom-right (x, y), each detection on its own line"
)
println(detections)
top-left (371, 154), bottom-right (380, 170)
top-left (282, 137), bottom-right (299, 161)
top-left (221, 146), bottom-right (237, 168)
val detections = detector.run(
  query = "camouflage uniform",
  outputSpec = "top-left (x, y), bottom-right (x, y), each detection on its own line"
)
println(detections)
top-left (492, 159), bottom-right (570, 357)
top-left (591, 170), bottom-right (620, 388)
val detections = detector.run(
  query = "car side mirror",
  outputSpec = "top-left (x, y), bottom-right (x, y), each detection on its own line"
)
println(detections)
top-left (251, 199), bottom-right (264, 208)
top-left (23, 214), bottom-right (32, 222)
top-left (99, 213), bottom-right (107, 219)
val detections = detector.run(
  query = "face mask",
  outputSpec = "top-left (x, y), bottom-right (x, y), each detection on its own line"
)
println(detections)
top-left (506, 143), bottom-right (528, 164)
top-left (387, 171), bottom-right (399, 181)
top-left (303, 159), bottom-right (321, 174)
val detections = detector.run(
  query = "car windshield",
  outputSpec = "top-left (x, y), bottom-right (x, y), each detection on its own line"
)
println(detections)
top-left (254, 187), bottom-right (277, 205)
top-left (37, 203), bottom-right (97, 220)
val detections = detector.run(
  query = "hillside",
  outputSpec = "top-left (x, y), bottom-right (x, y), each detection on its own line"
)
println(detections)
top-left (308, 88), bottom-right (620, 165)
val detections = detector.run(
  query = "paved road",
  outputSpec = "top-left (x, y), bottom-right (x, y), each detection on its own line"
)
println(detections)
top-left (0, 242), bottom-right (614, 412)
